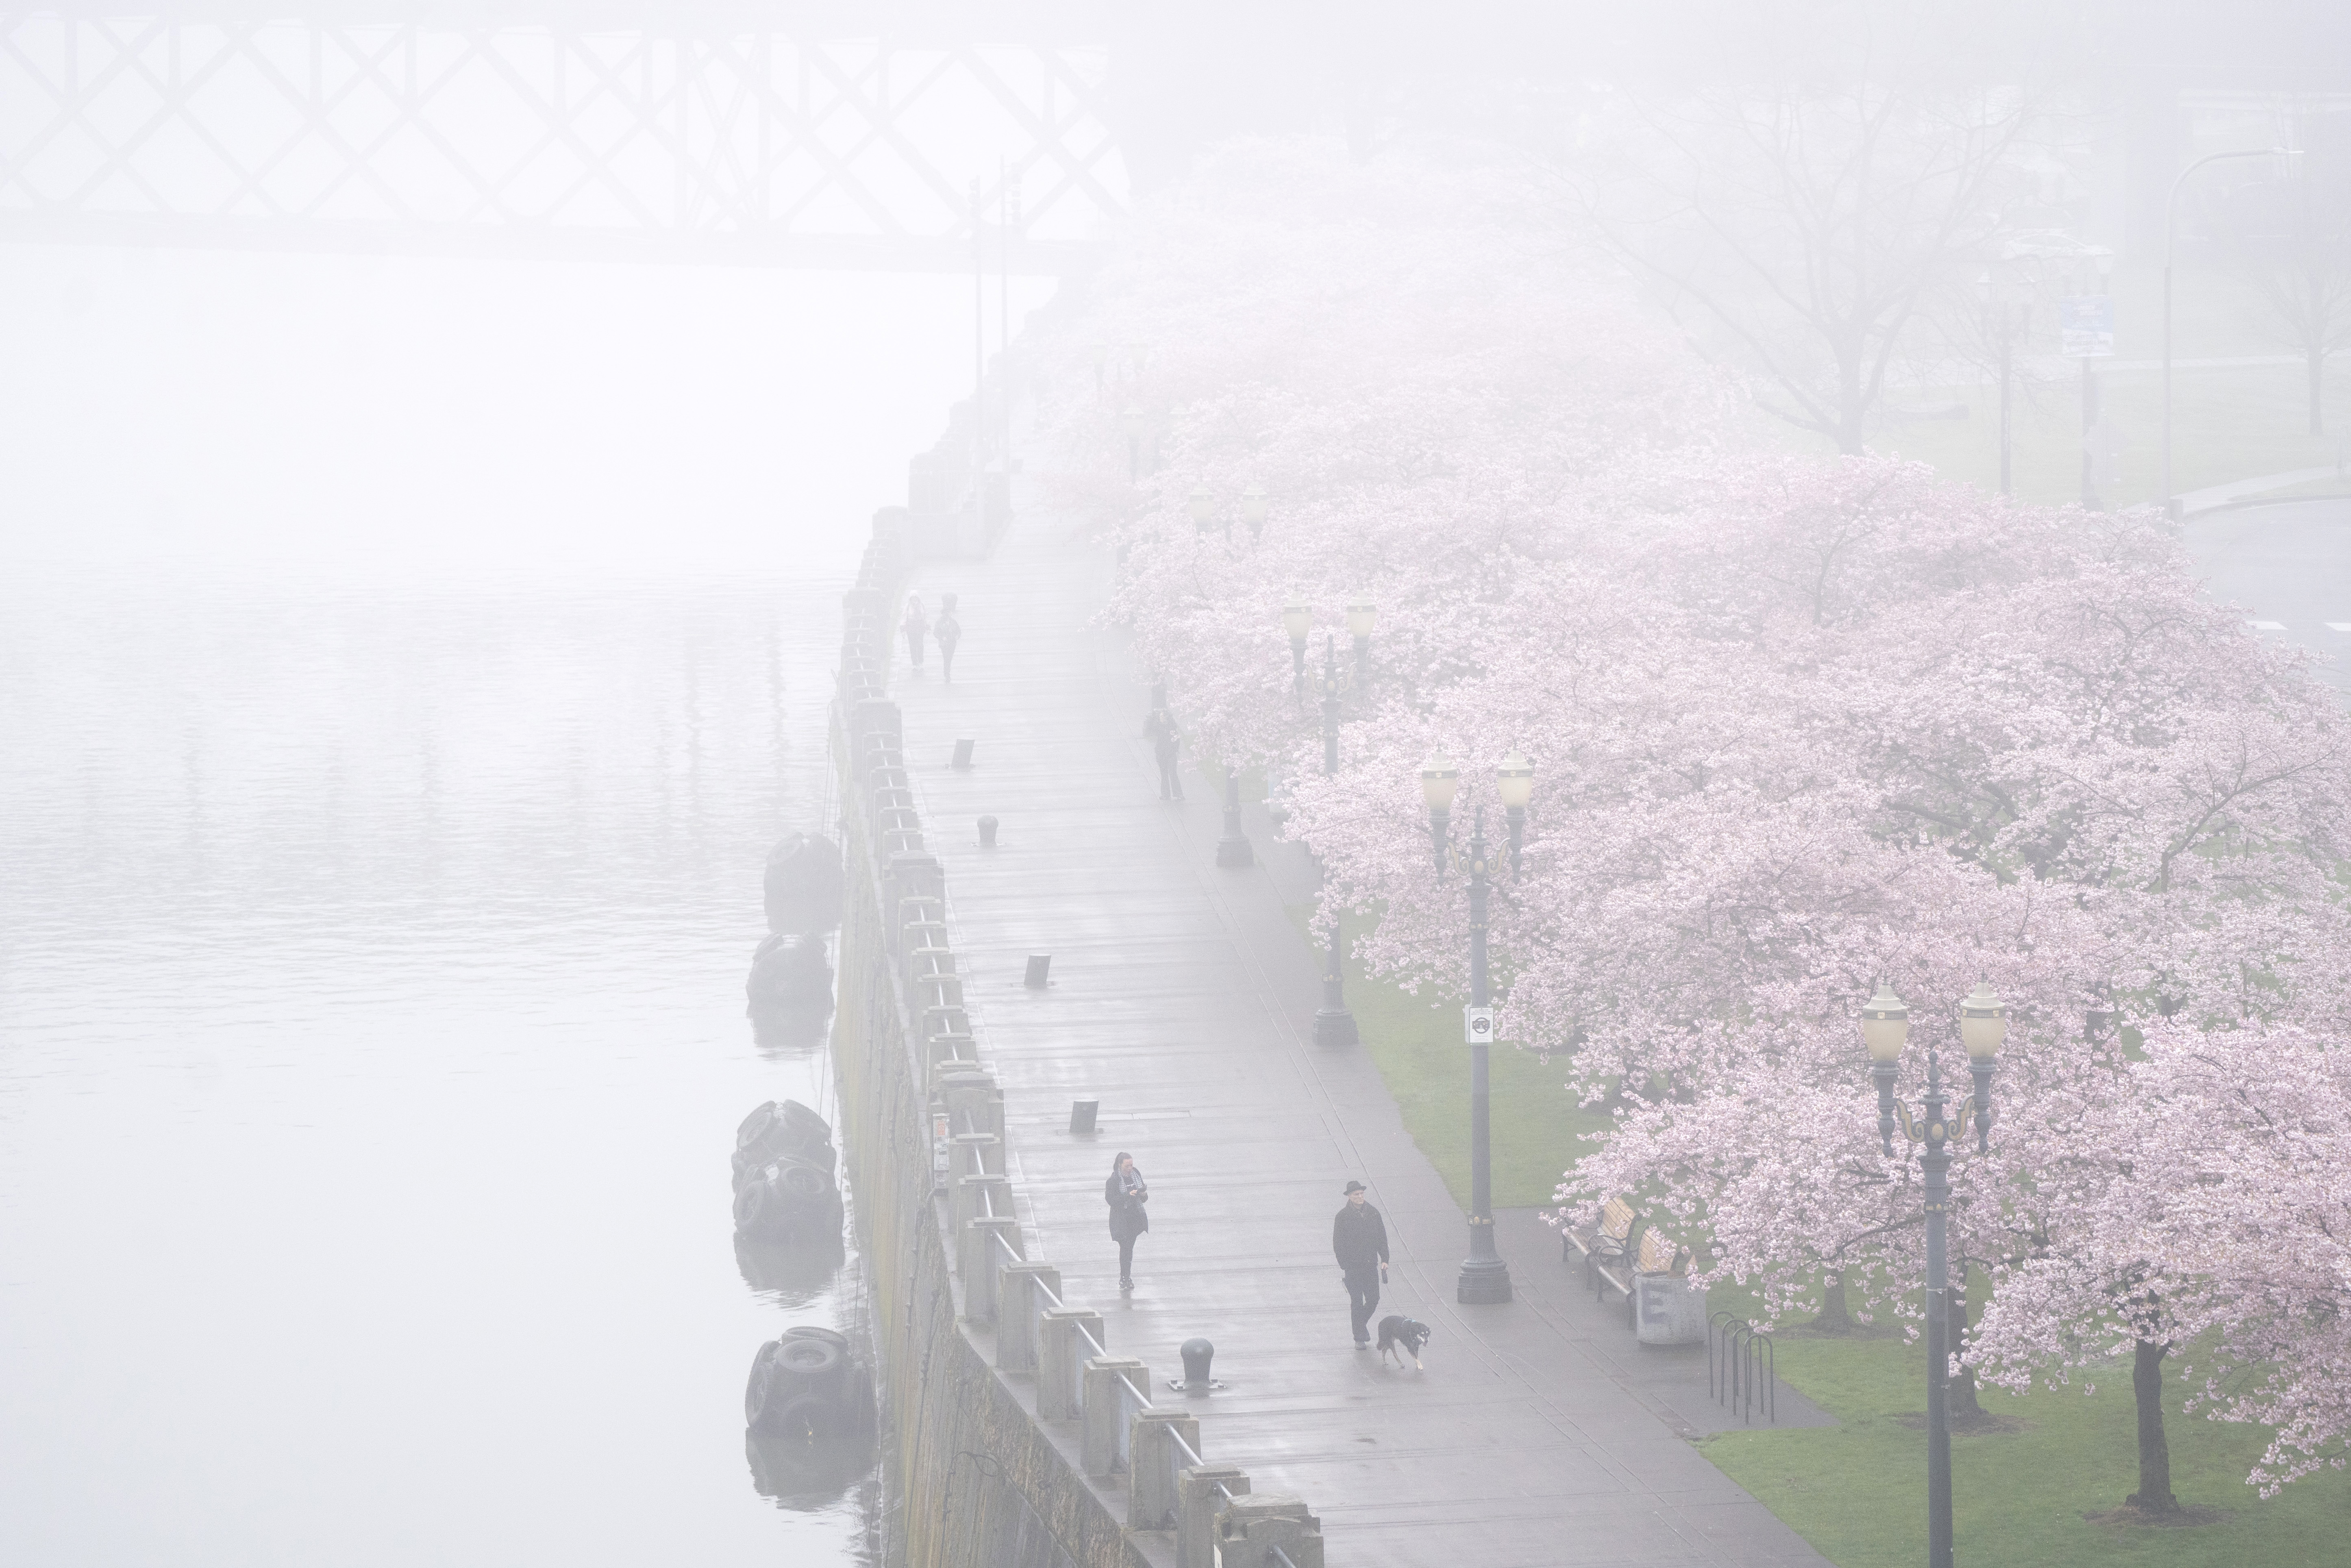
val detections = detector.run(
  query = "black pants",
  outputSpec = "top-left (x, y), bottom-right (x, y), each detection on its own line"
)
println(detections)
top-left (1155, 748), bottom-right (1182, 799)
top-left (1344, 1266), bottom-right (1381, 1342)
top-left (939, 641), bottom-right (957, 682)
top-left (1118, 1236), bottom-right (1137, 1282)
top-left (904, 629), bottom-right (923, 667)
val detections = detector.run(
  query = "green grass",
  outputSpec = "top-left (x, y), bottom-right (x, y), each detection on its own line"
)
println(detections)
top-left (1703, 1330), bottom-right (2351, 1568)
top-left (1286, 905), bottom-right (1607, 1208)
top-left (1315, 910), bottom-right (2351, 1563)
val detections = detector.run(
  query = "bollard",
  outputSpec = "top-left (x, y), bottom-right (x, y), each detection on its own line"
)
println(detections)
top-left (1024, 954), bottom-right (1052, 988)
top-left (1214, 1494), bottom-right (1324, 1568)
top-left (995, 1263), bottom-right (1061, 1373)
top-left (1081, 1358), bottom-right (1148, 1477)
top-left (1177, 1466), bottom-right (1248, 1568)
top-left (1069, 1099), bottom-right (1100, 1135)
top-left (961, 1216), bottom-right (1024, 1321)
top-left (978, 814), bottom-right (998, 846)
top-left (1129, 1410), bottom-right (1201, 1531)
top-left (952, 738), bottom-right (975, 770)
top-left (1038, 1310), bottom-right (1103, 1419)
top-left (1180, 1338), bottom-right (1214, 1387)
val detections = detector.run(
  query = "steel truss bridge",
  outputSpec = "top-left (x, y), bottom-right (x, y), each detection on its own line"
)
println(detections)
top-left (0, 4), bottom-right (1127, 270)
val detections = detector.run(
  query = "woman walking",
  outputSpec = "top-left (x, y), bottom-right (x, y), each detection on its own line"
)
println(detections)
top-left (900, 593), bottom-right (928, 672)
top-left (1105, 1151), bottom-right (1148, 1292)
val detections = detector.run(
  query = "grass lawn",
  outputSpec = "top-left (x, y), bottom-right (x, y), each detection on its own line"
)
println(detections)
top-left (1311, 909), bottom-right (2351, 1564)
top-left (1286, 905), bottom-right (1607, 1208)
top-left (1704, 1329), bottom-right (2351, 1568)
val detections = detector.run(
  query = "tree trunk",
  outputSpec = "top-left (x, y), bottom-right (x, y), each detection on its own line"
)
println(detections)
top-left (1813, 1272), bottom-right (1854, 1333)
top-left (2125, 1336), bottom-right (2181, 1515)
top-left (2311, 347), bottom-right (2326, 437)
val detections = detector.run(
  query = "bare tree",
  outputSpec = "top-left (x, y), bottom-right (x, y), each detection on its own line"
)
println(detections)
top-left (1567, 10), bottom-right (2047, 454)
top-left (2237, 156), bottom-right (2351, 435)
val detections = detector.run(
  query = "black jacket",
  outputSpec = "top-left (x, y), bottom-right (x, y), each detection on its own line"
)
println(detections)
top-left (1106, 1171), bottom-right (1149, 1242)
top-left (1332, 1201), bottom-right (1389, 1271)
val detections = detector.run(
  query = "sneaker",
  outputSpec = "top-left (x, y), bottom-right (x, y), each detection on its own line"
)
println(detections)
top-left (1353, 1338), bottom-right (1370, 1348)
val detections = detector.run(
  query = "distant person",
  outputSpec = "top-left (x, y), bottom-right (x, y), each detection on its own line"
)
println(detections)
top-left (1143, 706), bottom-right (1183, 800)
top-left (901, 594), bottom-right (928, 672)
top-left (1333, 1179), bottom-right (1390, 1348)
top-left (1105, 1151), bottom-right (1149, 1292)
top-left (934, 594), bottom-right (962, 684)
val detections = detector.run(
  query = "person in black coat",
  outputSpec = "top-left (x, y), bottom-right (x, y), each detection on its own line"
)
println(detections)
top-left (1105, 1151), bottom-right (1148, 1292)
top-left (1332, 1179), bottom-right (1390, 1347)
top-left (1142, 707), bottom-right (1183, 800)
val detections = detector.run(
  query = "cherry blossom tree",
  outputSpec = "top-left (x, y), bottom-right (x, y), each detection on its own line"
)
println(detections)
top-left (1032, 134), bottom-right (2351, 1499)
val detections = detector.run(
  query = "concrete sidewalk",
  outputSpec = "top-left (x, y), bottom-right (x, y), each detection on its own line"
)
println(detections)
top-left (888, 512), bottom-right (1831, 1568)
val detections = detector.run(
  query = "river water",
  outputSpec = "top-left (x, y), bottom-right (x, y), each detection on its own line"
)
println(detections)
top-left (0, 248), bottom-right (1047, 1565)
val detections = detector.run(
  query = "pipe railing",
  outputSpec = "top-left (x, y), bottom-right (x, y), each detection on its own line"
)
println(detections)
top-left (838, 535), bottom-right (1321, 1561)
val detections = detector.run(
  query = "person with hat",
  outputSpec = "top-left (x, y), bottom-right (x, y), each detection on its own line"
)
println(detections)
top-left (1332, 1179), bottom-right (1390, 1348)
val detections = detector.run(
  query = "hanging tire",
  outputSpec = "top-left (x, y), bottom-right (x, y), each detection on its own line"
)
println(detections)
top-left (736, 1101), bottom-right (780, 1147)
top-left (783, 1325), bottom-right (849, 1350)
top-left (777, 1161), bottom-right (831, 1203)
top-left (734, 1182), bottom-right (771, 1235)
top-left (744, 1341), bottom-right (782, 1425)
top-left (756, 1393), bottom-right (841, 1443)
top-left (771, 1333), bottom-right (846, 1389)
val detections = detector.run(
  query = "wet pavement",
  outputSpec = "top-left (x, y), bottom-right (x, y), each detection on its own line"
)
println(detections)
top-left (887, 511), bottom-right (1833, 1568)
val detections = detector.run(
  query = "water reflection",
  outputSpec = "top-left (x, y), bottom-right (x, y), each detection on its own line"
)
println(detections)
top-left (0, 563), bottom-right (877, 1566)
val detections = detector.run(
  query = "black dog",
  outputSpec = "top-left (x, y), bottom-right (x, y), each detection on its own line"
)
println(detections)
top-left (1374, 1315), bottom-right (1431, 1370)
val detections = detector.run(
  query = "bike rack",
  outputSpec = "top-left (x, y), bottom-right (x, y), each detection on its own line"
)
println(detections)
top-left (1707, 1312), bottom-right (1777, 1425)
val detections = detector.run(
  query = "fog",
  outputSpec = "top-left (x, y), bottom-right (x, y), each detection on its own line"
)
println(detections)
top-left (6, 3), bottom-right (2351, 1565)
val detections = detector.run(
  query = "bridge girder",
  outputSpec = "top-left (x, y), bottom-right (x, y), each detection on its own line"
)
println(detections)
top-left (0, 7), bottom-right (1126, 269)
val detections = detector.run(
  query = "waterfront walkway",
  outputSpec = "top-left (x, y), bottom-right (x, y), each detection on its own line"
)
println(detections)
top-left (889, 507), bottom-right (1832, 1568)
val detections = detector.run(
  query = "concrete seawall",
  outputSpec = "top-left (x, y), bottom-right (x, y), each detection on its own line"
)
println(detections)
top-left (828, 518), bottom-right (1318, 1568)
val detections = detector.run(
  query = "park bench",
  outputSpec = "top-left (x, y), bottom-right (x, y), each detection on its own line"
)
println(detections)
top-left (1563, 1196), bottom-right (1644, 1309)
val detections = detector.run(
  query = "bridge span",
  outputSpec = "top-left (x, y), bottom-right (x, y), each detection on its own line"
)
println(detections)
top-left (0, 2), bottom-right (1131, 270)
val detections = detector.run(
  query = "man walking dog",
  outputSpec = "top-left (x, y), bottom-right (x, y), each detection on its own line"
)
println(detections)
top-left (1332, 1179), bottom-right (1390, 1348)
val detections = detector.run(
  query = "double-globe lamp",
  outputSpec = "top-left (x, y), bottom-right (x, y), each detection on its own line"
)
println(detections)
top-left (1859, 980), bottom-right (2003, 1568)
top-left (1416, 748), bottom-right (1535, 1304)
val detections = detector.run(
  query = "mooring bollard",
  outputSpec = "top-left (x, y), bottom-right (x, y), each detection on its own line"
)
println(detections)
top-left (1180, 1337), bottom-right (1215, 1388)
top-left (1177, 1466), bottom-right (1248, 1568)
top-left (1024, 954), bottom-right (1052, 988)
top-left (978, 813), bottom-right (998, 846)
top-left (952, 738), bottom-right (975, 770)
top-left (1069, 1098), bottom-right (1100, 1135)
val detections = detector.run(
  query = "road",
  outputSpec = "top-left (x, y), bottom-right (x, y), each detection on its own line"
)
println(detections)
top-left (2183, 496), bottom-right (2351, 695)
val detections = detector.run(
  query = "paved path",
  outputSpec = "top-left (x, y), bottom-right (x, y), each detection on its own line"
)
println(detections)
top-left (889, 510), bottom-right (1831, 1568)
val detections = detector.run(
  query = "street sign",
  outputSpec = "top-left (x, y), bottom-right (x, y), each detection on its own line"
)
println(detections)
top-left (2060, 295), bottom-right (2114, 358)
top-left (1464, 1006), bottom-right (1494, 1045)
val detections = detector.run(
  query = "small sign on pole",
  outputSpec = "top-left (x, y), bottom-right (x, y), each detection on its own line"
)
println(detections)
top-left (1464, 1006), bottom-right (1495, 1046)
top-left (2059, 295), bottom-right (2114, 358)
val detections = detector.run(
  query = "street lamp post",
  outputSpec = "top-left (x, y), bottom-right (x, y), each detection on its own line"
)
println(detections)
top-left (1346, 595), bottom-right (1376, 687)
top-left (2164, 147), bottom-right (2300, 516)
top-left (1241, 487), bottom-right (1268, 542)
top-left (1977, 262), bottom-right (2031, 497)
top-left (1314, 908), bottom-right (1358, 1048)
top-left (1496, 750), bottom-right (1533, 877)
top-left (1862, 982), bottom-right (2004, 1568)
top-left (1320, 635), bottom-right (1341, 776)
top-left (1215, 765), bottom-right (1253, 868)
top-left (1420, 759), bottom-right (1514, 1305)
top-left (1283, 601), bottom-right (1311, 700)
